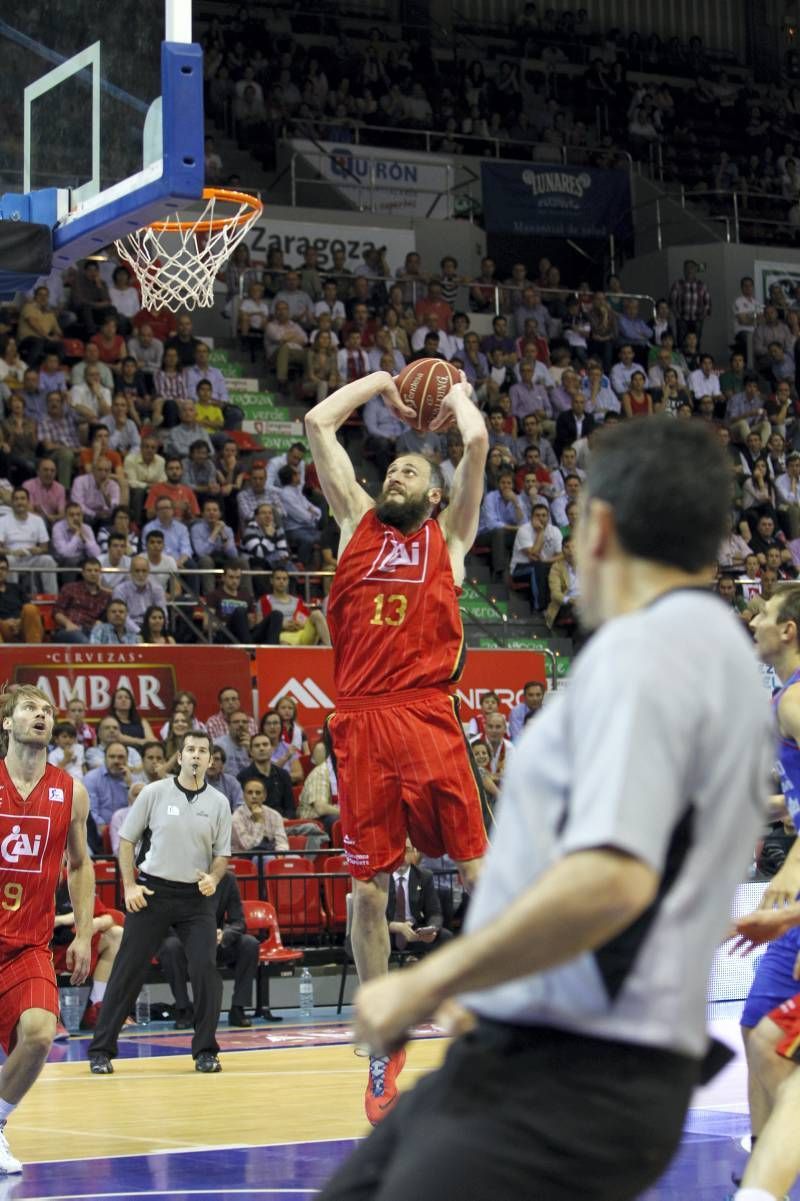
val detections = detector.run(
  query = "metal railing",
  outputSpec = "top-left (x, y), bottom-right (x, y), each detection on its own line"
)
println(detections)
top-left (640, 186), bottom-right (800, 250)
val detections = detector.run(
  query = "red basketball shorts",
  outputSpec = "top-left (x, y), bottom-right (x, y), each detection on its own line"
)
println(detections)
top-left (328, 686), bottom-right (488, 879)
top-left (0, 943), bottom-right (59, 1053)
top-left (767, 994), bottom-right (800, 1061)
top-left (52, 929), bottom-right (103, 978)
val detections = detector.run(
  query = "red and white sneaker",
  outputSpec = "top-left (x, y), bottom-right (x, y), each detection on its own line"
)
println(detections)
top-left (364, 1049), bottom-right (406, 1126)
top-left (53, 1021), bottom-right (70, 1042)
top-left (80, 1001), bottom-right (102, 1031)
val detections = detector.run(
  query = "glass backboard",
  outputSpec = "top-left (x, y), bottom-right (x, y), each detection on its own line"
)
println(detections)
top-left (0, 0), bottom-right (203, 268)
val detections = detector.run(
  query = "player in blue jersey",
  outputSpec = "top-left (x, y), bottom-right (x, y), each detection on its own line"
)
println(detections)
top-left (729, 586), bottom-right (800, 1201)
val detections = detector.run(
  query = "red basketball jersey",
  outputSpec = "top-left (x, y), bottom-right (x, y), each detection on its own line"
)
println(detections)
top-left (327, 509), bottom-right (465, 698)
top-left (0, 760), bottom-right (74, 950)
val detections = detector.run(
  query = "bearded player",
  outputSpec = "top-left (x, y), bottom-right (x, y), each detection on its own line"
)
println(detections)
top-left (306, 369), bottom-right (489, 1123)
top-left (0, 684), bottom-right (94, 1173)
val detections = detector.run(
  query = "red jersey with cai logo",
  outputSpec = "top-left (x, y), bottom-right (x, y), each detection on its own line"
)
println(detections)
top-left (0, 759), bottom-right (74, 950)
top-left (327, 509), bottom-right (465, 698)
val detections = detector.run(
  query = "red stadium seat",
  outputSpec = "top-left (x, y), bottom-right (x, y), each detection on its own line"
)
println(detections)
top-left (264, 857), bottom-right (324, 942)
top-left (93, 860), bottom-right (118, 908)
top-left (321, 854), bottom-right (350, 934)
top-left (287, 835), bottom-right (309, 851)
top-left (241, 900), bottom-right (303, 1014)
top-left (228, 856), bottom-right (260, 900)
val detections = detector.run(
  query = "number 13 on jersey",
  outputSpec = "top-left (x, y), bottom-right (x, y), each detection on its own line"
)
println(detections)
top-left (370, 593), bottom-right (408, 626)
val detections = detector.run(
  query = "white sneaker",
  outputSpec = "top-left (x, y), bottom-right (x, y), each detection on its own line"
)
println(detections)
top-left (0, 1125), bottom-right (22, 1174)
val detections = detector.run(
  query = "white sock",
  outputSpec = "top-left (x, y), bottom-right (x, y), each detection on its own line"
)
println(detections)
top-left (89, 981), bottom-right (107, 1004)
top-left (0, 1099), bottom-right (16, 1125)
top-left (734, 1190), bottom-right (778, 1201)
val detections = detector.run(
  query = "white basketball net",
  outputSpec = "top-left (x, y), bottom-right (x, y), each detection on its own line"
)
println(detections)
top-left (115, 190), bottom-right (262, 313)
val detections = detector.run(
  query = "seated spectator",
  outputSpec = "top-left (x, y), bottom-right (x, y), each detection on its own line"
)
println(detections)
top-left (336, 329), bottom-right (370, 382)
top-left (688, 354), bottom-right (723, 411)
top-left (243, 504), bottom-right (290, 575)
top-left (124, 433), bottom-right (166, 513)
top-left (726, 376), bottom-right (771, 445)
top-left (165, 314), bottom-right (203, 369)
top-left (754, 304), bottom-right (792, 369)
top-left (720, 350), bottom-right (747, 401)
top-left (112, 556), bottom-right (167, 631)
top-left (71, 456), bottom-right (125, 527)
top-left (205, 563), bottom-right (282, 644)
top-left (142, 497), bottom-right (193, 568)
top-left (84, 740), bottom-right (134, 831)
top-left (554, 394), bottom-right (596, 458)
top-left (508, 681), bottom-right (545, 741)
top-left (297, 742), bottom-right (340, 833)
top-left (768, 381), bottom-right (792, 440)
top-left (475, 469), bottom-right (529, 580)
top-left (231, 777), bottom-right (290, 852)
top-left (259, 709), bottom-right (305, 786)
top-left (79, 427), bottom-right (124, 476)
top-left (69, 363), bottom-right (112, 423)
top-left (52, 502), bottom-right (102, 568)
top-left (475, 711), bottom-right (513, 789)
top-left (142, 528), bottom-right (179, 597)
top-left (237, 736), bottom-right (295, 820)
top-left (775, 452), bottom-right (800, 540)
top-left (258, 566), bottom-right (330, 646)
top-left (107, 780), bottom-right (143, 856)
top-left (510, 502), bottom-right (563, 609)
top-left (276, 464), bottom-right (321, 565)
top-left (37, 390), bottom-right (83, 488)
top-left (2, 393), bottom-right (39, 483)
top-left (620, 370), bottom-right (653, 420)
top-left (274, 271), bottom-right (315, 328)
top-left (0, 339), bottom-right (28, 390)
top-left (89, 595), bottom-right (139, 644)
top-left (85, 715), bottom-right (142, 773)
top-left (266, 444), bottom-right (307, 491)
top-left (469, 256), bottom-right (499, 313)
top-left (52, 880), bottom-right (124, 1029)
top-left (23, 458), bottom-right (66, 525)
top-left (481, 314), bottom-right (517, 360)
top-left (182, 439), bottom-right (221, 501)
top-left (159, 867), bottom-right (259, 1029)
top-left (545, 535), bottom-right (580, 631)
top-left (107, 267), bottom-right (140, 333)
top-left (183, 342), bottom-right (230, 408)
top-left (152, 346), bottom-right (189, 428)
top-left (207, 689), bottom-right (257, 745)
top-left (653, 367), bottom-right (690, 417)
top-left (53, 558), bottom-right (111, 642)
top-left (16, 285), bottom-right (63, 364)
top-left (748, 511), bottom-right (786, 566)
top-left (551, 474), bottom-right (583, 527)
top-left (363, 388), bottom-right (406, 476)
top-left (314, 279), bottom-right (346, 332)
top-left (469, 739), bottom-right (501, 818)
top-left (466, 690), bottom-right (500, 739)
top-left (36, 352), bottom-right (67, 398)
top-left (216, 711), bottom-right (256, 778)
top-left (304, 330), bottom-right (341, 404)
top-left (140, 603), bottom-right (174, 644)
top-left (460, 332), bottom-right (490, 397)
top-left (108, 685), bottom-right (156, 752)
top-left (610, 344), bottom-right (639, 396)
top-left (236, 460), bottom-right (283, 533)
top-left (0, 487), bottom-right (57, 593)
top-left (18, 368), bottom-right (47, 424)
top-left (144, 454), bottom-right (200, 524)
top-left (206, 744), bottom-right (244, 812)
top-left (66, 696), bottom-right (96, 749)
top-left (90, 316), bottom-right (127, 375)
top-left (191, 498), bottom-right (240, 592)
top-left (101, 394), bottom-right (141, 456)
top-left (71, 260), bottom-right (112, 334)
top-left (509, 361), bottom-right (554, 430)
top-left (164, 401), bottom-right (215, 464)
top-left (97, 504), bottom-right (137, 556)
top-left (386, 842), bottom-right (452, 956)
top-left (48, 720), bottom-right (85, 780)
top-left (238, 280), bottom-right (271, 339)
top-left (265, 300), bottom-right (307, 387)
top-left (0, 553), bottom-right (43, 643)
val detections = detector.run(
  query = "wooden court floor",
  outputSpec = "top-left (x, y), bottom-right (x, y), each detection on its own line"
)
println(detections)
top-left (8, 1037), bottom-right (449, 1165)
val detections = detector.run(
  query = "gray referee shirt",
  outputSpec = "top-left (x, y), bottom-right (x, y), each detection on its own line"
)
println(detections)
top-left (119, 777), bottom-right (232, 883)
top-left (462, 590), bottom-right (774, 1057)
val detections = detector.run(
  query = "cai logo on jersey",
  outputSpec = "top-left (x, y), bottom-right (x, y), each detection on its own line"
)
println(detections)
top-left (0, 813), bottom-right (50, 874)
top-left (365, 526), bottom-right (430, 584)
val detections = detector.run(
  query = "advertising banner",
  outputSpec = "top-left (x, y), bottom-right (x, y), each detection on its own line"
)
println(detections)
top-left (288, 141), bottom-right (453, 218)
top-left (481, 162), bottom-right (632, 239)
top-left (0, 646), bottom-right (252, 726)
top-left (252, 647), bottom-right (549, 730)
top-left (246, 215), bottom-right (416, 274)
top-left (754, 259), bottom-right (800, 305)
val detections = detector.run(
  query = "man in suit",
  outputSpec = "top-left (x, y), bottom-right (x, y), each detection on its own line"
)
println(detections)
top-left (158, 869), bottom-right (259, 1030)
top-left (554, 394), bottom-right (595, 461)
top-left (386, 844), bottom-right (453, 957)
top-left (546, 535), bottom-right (580, 631)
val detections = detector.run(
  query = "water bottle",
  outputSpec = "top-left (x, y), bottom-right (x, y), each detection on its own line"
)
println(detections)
top-left (298, 967), bottom-right (314, 1019)
top-left (60, 987), bottom-right (83, 1033)
top-left (135, 986), bottom-right (150, 1026)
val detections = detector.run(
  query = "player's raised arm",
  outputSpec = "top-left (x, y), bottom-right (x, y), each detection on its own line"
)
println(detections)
top-left (435, 382), bottom-right (489, 558)
top-left (65, 780), bottom-right (96, 984)
top-left (305, 373), bottom-right (416, 534)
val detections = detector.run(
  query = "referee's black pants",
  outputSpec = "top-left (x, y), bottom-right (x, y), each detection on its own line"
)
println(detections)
top-left (318, 1020), bottom-right (700, 1201)
top-left (88, 875), bottom-right (222, 1061)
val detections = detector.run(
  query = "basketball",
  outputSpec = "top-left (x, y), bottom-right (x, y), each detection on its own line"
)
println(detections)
top-left (394, 359), bottom-right (460, 431)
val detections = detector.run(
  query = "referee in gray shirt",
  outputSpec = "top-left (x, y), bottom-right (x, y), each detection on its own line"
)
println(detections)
top-left (319, 418), bottom-right (775, 1201)
top-left (88, 731), bottom-right (232, 1075)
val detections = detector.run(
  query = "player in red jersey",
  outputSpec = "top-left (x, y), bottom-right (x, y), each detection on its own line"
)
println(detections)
top-left (306, 369), bottom-right (489, 1123)
top-left (0, 684), bottom-right (94, 1174)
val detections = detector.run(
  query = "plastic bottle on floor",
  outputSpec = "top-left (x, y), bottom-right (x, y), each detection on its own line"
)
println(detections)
top-left (135, 986), bottom-right (150, 1026)
top-left (299, 967), bottom-right (314, 1019)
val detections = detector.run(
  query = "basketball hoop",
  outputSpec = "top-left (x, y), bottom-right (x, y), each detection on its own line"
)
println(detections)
top-left (114, 187), bottom-right (263, 313)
